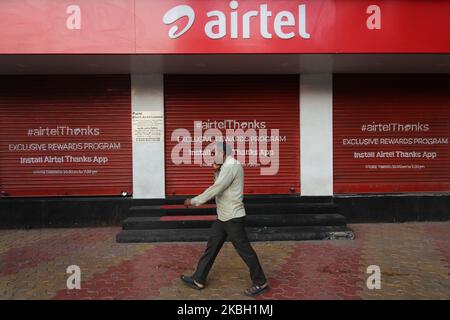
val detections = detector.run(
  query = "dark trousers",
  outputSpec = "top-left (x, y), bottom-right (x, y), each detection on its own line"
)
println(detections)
top-left (192, 217), bottom-right (267, 286)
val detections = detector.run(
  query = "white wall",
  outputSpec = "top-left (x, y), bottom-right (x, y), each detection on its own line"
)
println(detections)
top-left (132, 74), bottom-right (165, 199)
top-left (300, 74), bottom-right (333, 196)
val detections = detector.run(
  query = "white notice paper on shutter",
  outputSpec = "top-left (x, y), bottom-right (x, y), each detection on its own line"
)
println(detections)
top-left (132, 111), bottom-right (164, 143)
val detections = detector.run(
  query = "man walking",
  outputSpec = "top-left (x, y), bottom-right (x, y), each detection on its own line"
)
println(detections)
top-left (181, 142), bottom-right (269, 296)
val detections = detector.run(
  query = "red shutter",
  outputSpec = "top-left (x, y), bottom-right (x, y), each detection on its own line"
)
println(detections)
top-left (333, 74), bottom-right (450, 194)
top-left (164, 75), bottom-right (300, 196)
top-left (0, 75), bottom-right (132, 197)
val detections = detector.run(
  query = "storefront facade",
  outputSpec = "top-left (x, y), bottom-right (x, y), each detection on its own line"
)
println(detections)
top-left (0, 0), bottom-right (449, 227)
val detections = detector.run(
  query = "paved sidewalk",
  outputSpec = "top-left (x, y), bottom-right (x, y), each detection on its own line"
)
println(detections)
top-left (0, 222), bottom-right (448, 300)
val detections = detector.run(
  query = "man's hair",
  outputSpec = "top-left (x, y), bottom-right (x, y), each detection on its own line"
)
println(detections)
top-left (217, 141), bottom-right (233, 156)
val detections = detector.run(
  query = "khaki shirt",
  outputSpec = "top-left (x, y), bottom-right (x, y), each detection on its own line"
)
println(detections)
top-left (191, 156), bottom-right (246, 222)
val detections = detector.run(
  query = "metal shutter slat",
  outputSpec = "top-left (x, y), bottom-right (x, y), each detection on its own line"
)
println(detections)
top-left (333, 74), bottom-right (450, 194)
top-left (164, 75), bottom-right (300, 196)
top-left (0, 75), bottom-right (132, 197)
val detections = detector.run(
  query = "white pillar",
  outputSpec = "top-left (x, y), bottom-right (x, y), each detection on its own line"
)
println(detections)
top-left (131, 74), bottom-right (165, 199)
top-left (300, 74), bottom-right (333, 196)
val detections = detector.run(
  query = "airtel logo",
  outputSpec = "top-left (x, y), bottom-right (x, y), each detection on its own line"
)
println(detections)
top-left (163, 5), bottom-right (195, 39)
top-left (162, 1), bottom-right (311, 40)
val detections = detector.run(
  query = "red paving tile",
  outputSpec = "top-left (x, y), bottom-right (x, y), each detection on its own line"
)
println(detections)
top-left (1, 222), bottom-right (449, 300)
top-left (257, 243), bottom-right (364, 300)
top-left (52, 244), bottom-right (204, 300)
top-left (0, 228), bottom-right (112, 277)
top-left (424, 223), bottom-right (450, 274)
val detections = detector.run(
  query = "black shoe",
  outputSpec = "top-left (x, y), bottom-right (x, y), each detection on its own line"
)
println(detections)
top-left (180, 275), bottom-right (205, 290)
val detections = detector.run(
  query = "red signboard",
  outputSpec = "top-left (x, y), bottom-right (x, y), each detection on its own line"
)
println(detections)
top-left (0, 75), bottom-right (132, 197)
top-left (0, 0), bottom-right (135, 54)
top-left (333, 74), bottom-right (450, 194)
top-left (0, 0), bottom-right (449, 54)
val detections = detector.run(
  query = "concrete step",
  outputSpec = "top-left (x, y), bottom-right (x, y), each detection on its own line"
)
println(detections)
top-left (128, 202), bottom-right (339, 217)
top-left (116, 225), bottom-right (355, 243)
top-left (145, 195), bottom-right (334, 206)
top-left (122, 214), bottom-right (347, 230)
